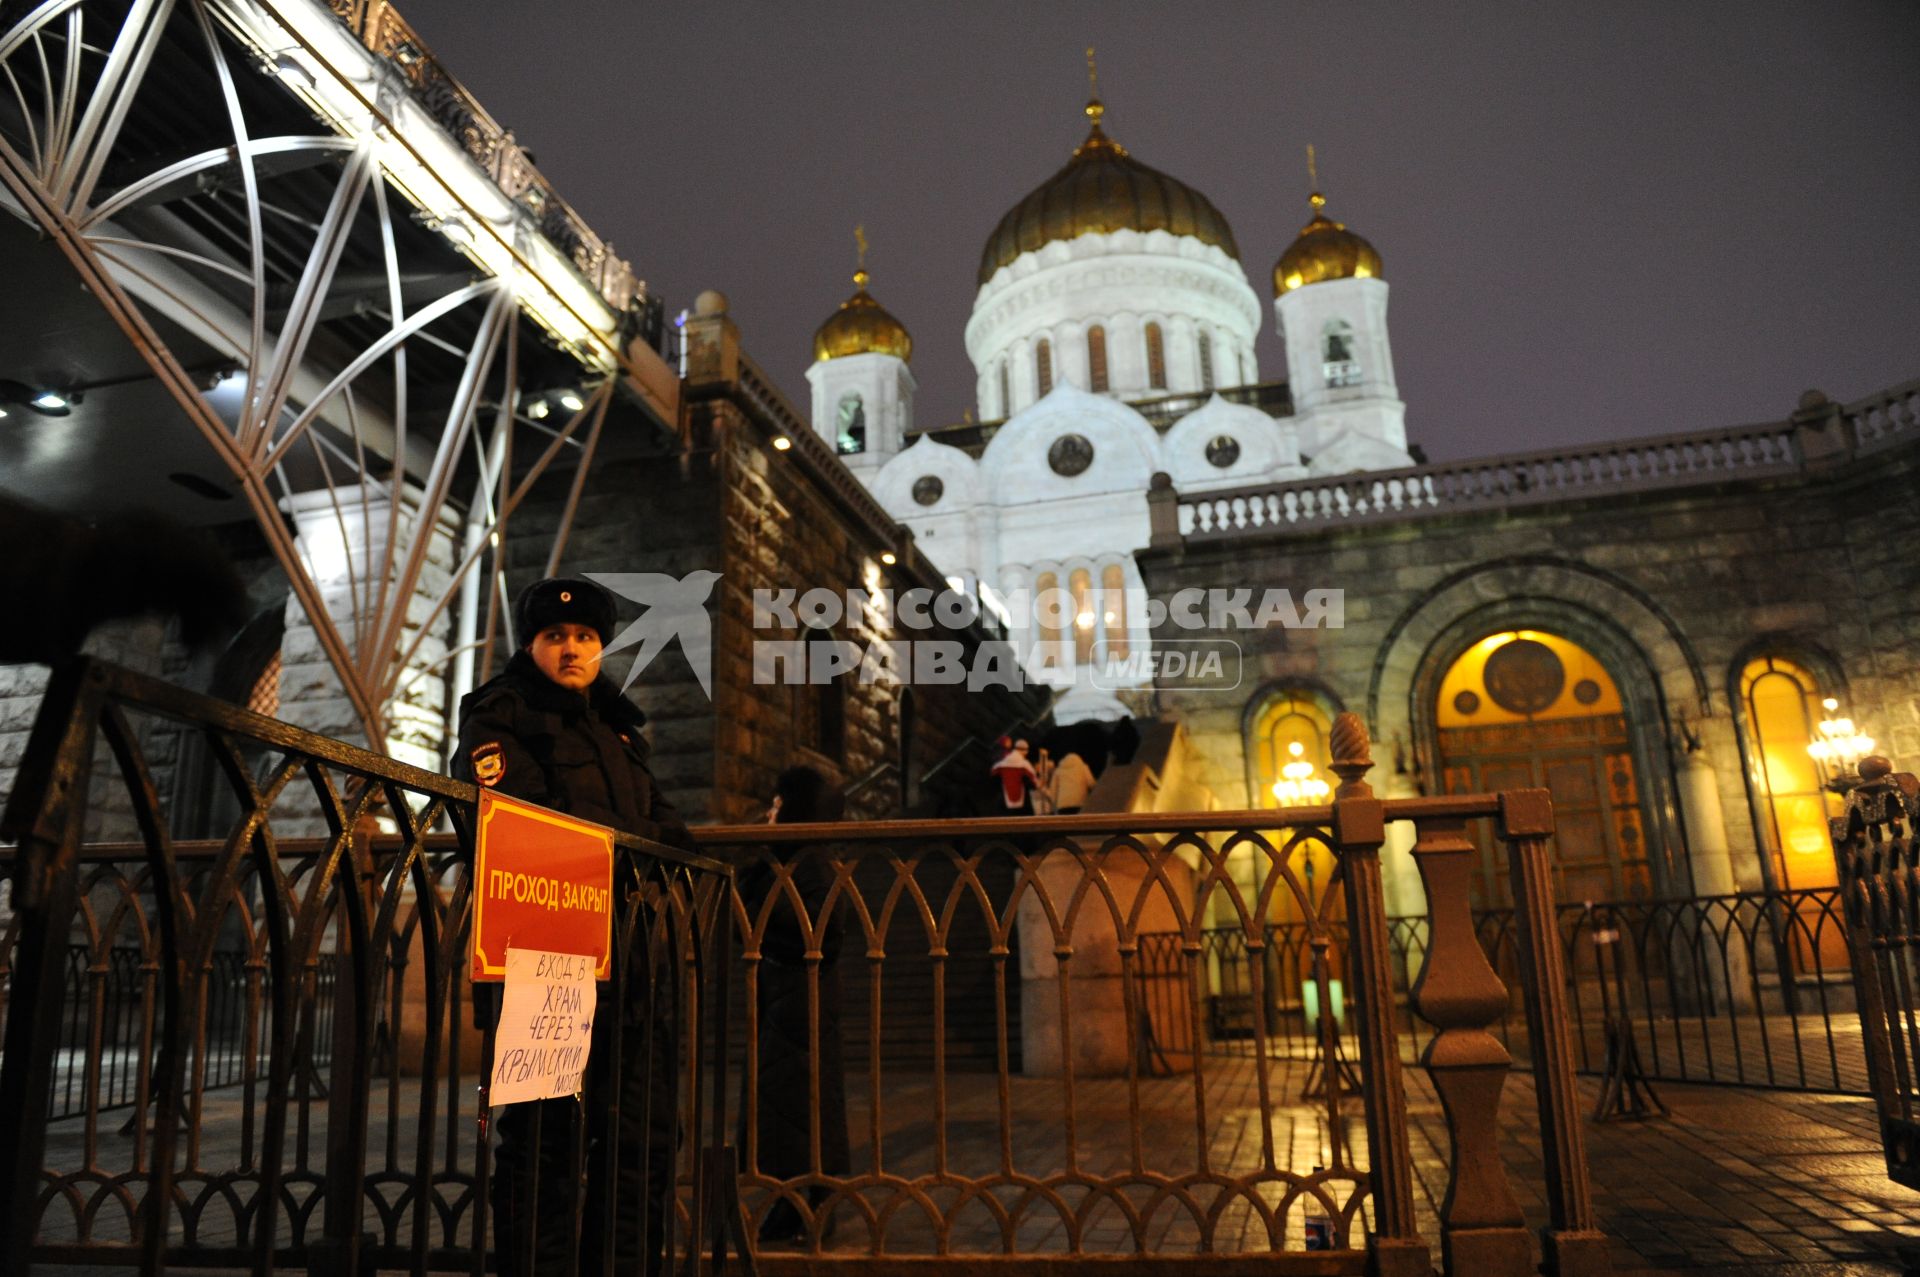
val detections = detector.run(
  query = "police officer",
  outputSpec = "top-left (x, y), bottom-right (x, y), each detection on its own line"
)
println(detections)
top-left (455, 576), bottom-right (688, 1277)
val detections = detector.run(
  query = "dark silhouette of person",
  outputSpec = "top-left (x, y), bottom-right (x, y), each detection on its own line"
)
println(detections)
top-left (1109, 715), bottom-right (1142, 766)
top-left (739, 765), bottom-right (851, 1244)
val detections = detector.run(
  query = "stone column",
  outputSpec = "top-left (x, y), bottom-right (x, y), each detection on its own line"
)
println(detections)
top-left (1675, 739), bottom-right (1755, 1011)
top-left (279, 484), bottom-right (460, 770)
top-left (279, 484), bottom-right (464, 1072)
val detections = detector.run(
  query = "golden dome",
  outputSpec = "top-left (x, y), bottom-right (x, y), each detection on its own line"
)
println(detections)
top-left (812, 269), bottom-right (913, 363)
top-left (1273, 191), bottom-right (1383, 296)
top-left (977, 98), bottom-right (1240, 287)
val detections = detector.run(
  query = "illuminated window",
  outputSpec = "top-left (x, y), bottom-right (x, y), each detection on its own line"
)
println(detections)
top-left (1198, 330), bottom-right (1214, 391)
top-left (1087, 325), bottom-right (1109, 393)
top-left (998, 359), bottom-right (1012, 417)
top-left (1249, 689), bottom-right (1334, 806)
top-left (1145, 322), bottom-right (1167, 390)
top-left (1035, 339), bottom-right (1053, 398)
top-left (835, 391), bottom-right (865, 455)
top-left (1036, 571), bottom-right (1065, 669)
top-left (1100, 563), bottom-right (1128, 660)
top-left (1069, 567), bottom-right (1094, 665)
top-left (1323, 319), bottom-right (1360, 388)
top-left (1739, 656), bottom-right (1843, 891)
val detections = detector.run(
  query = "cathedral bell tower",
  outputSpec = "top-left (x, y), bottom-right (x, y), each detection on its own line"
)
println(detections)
top-left (806, 228), bottom-right (916, 478)
top-left (1272, 150), bottom-right (1410, 474)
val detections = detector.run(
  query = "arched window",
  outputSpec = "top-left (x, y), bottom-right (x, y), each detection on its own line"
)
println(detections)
top-left (1738, 656), bottom-right (1843, 892)
top-left (1069, 567), bottom-right (1095, 665)
top-left (997, 359), bottom-right (1012, 418)
top-left (1244, 687), bottom-right (1340, 926)
top-left (1236, 348), bottom-right (1246, 386)
top-left (835, 391), bottom-right (866, 455)
top-left (791, 625), bottom-right (846, 759)
top-left (1323, 320), bottom-right (1361, 387)
top-left (1249, 689), bottom-right (1335, 806)
top-left (1035, 571), bottom-right (1066, 672)
top-left (1035, 338), bottom-right (1053, 398)
top-left (1087, 325), bottom-right (1109, 393)
top-left (1100, 563), bottom-right (1129, 660)
top-left (1198, 330), bottom-right (1214, 391)
top-left (1145, 322), bottom-right (1167, 390)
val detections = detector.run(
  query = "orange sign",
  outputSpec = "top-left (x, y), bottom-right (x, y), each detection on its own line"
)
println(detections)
top-left (470, 789), bottom-right (615, 982)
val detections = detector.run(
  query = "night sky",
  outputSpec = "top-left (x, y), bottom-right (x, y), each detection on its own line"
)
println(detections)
top-left (397, 2), bottom-right (1918, 462)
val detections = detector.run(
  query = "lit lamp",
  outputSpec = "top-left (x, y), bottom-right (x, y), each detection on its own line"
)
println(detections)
top-left (1270, 741), bottom-right (1331, 806)
top-left (1807, 697), bottom-right (1875, 793)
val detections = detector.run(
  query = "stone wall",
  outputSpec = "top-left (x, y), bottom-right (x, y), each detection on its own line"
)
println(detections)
top-left (1138, 433), bottom-right (1920, 906)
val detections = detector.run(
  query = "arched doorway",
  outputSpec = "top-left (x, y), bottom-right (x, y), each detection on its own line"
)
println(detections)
top-left (1435, 630), bottom-right (1651, 908)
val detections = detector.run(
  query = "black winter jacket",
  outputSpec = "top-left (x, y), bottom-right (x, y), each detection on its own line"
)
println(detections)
top-left (453, 650), bottom-right (693, 851)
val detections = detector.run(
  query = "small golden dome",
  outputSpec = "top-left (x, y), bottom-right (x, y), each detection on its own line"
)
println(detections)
top-left (1272, 192), bottom-right (1383, 297)
top-left (812, 269), bottom-right (913, 363)
top-left (977, 98), bottom-right (1240, 287)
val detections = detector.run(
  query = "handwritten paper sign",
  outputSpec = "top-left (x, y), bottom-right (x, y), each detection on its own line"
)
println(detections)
top-left (471, 789), bottom-right (615, 982)
top-left (490, 946), bottom-right (598, 1104)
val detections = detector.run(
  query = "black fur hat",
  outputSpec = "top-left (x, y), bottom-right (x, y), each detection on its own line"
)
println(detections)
top-left (513, 577), bottom-right (616, 648)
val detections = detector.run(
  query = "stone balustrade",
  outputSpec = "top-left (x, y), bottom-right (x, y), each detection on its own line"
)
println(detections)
top-left (1158, 377), bottom-right (1919, 545)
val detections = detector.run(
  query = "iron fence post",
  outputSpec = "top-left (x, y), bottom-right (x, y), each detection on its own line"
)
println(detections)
top-left (1834, 757), bottom-right (1920, 1190)
top-left (1328, 713), bottom-right (1430, 1277)
top-left (0, 660), bottom-right (108, 1275)
top-left (1501, 788), bottom-right (1611, 1276)
top-left (1408, 813), bottom-right (1531, 1275)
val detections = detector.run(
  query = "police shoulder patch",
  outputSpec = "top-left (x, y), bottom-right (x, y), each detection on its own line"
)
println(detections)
top-left (471, 741), bottom-right (506, 786)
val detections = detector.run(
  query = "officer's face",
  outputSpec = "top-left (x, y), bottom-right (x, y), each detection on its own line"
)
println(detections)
top-left (528, 623), bottom-right (602, 691)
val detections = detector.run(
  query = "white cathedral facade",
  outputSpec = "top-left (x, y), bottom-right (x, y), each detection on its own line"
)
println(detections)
top-left (804, 95), bottom-right (1412, 722)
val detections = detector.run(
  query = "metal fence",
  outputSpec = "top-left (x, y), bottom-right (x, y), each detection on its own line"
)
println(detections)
top-left (688, 718), bottom-right (1608, 1275)
top-left (1143, 885), bottom-right (1866, 1095)
top-left (3, 671), bottom-right (1611, 1275)
top-left (38, 943), bottom-right (341, 1123)
top-left (0, 659), bottom-right (740, 1276)
top-left (1834, 758), bottom-right (1920, 1190)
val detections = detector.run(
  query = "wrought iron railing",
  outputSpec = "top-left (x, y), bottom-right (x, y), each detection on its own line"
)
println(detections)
top-left (0, 659), bottom-right (739, 1276)
top-left (1147, 885), bottom-right (1867, 1095)
top-left (3, 671), bottom-right (1611, 1274)
top-left (1833, 758), bottom-right (1920, 1191)
top-left (323, 0), bottom-right (647, 318)
top-left (689, 716), bottom-right (1607, 1274)
top-left (36, 944), bottom-right (340, 1123)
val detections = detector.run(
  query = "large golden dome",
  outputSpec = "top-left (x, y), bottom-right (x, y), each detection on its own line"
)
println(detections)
top-left (812, 270), bottom-right (913, 363)
top-left (977, 99), bottom-right (1240, 287)
top-left (1273, 192), bottom-right (1383, 296)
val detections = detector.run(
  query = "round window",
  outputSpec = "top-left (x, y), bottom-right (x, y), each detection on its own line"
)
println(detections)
top-left (1205, 435), bottom-right (1241, 468)
top-left (1048, 433), bottom-right (1095, 477)
top-left (911, 475), bottom-right (944, 506)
